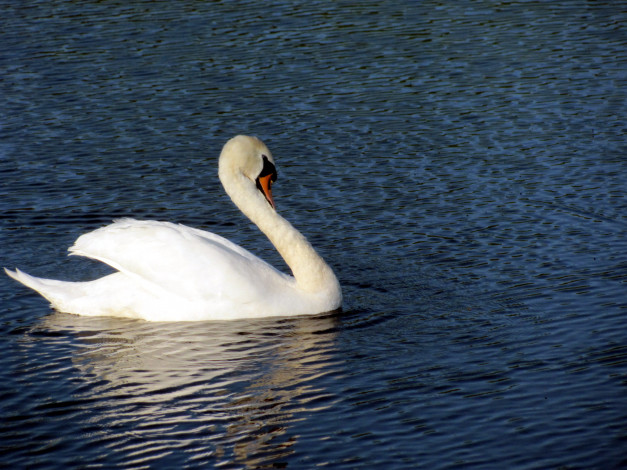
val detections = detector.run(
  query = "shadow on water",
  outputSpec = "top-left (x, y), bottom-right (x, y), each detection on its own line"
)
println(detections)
top-left (17, 311), bottom-right (344, 468)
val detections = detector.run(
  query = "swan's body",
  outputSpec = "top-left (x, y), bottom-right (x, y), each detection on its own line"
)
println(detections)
top-left (5, 136), bottom-right (341, 321)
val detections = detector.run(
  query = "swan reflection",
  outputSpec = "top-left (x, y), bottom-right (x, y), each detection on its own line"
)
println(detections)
top-left (39, 312), bottom-right (342, 467)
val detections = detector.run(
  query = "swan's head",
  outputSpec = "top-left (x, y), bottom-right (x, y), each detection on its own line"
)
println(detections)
top-left (219, 135), bottom-right (278, 209)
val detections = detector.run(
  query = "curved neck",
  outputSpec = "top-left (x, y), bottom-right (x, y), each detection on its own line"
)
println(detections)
top-left (221, 171), bottom-right (338, 294)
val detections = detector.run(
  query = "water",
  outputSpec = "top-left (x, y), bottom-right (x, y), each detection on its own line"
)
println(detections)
top-left (1, 0), bottom-right (626, 468)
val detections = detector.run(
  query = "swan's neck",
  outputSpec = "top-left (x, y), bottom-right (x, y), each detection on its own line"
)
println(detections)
top-left (222, 172), bottom-right (339, 295)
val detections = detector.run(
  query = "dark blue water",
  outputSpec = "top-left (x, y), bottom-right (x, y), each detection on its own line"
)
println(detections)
top-left (1, 1), bottom-right (626, 468)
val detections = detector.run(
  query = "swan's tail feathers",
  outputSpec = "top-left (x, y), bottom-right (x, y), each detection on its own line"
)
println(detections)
top-left (4, 268), bottom-right (75, 311)
top-left (5, 268), bottom-right (46, 292)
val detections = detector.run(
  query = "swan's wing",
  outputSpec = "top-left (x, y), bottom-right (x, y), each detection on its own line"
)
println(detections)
top-left (69, 219), bottom-right (290, 303)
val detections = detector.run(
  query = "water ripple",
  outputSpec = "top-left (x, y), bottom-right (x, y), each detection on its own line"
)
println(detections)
top-left (2, 0), bottom-right (626, 468)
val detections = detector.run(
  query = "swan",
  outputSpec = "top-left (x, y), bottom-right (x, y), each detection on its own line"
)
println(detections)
top-left (5, 135), bottom-right (342, 321)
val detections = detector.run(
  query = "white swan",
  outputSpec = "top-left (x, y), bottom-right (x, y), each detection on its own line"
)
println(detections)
top-left (5, 135), bottom-right (342, 321)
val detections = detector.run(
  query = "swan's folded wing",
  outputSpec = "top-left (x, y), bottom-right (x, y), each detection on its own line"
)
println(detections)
top-left (69, 219), bottom-right (289, 303)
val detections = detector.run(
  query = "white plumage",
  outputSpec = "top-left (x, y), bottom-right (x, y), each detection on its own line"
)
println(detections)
top-left (5, 136), bottom-right (342, 321)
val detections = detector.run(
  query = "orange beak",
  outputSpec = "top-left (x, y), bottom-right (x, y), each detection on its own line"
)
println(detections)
top-left (257, 173), bottom-right (276, 209)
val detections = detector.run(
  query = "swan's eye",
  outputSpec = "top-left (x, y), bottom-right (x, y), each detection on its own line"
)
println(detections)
top-left (259, 155), bottom-right (277, 182)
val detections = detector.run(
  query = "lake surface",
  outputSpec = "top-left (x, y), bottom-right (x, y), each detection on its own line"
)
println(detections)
top-left (1, 1), bottom-right (626, 468)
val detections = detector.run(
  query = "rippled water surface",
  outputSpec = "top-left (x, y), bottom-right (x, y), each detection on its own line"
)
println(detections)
top-left (1, 1), bottom-right (626, 468)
